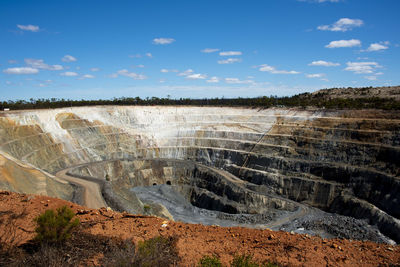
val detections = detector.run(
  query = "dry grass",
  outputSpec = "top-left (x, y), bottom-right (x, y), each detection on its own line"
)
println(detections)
top-left (0, 209), bottom-right (28, 266)
top-left (102, 235), bottom-right (180, 267)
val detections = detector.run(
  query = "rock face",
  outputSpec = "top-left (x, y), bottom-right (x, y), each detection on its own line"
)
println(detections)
top-left (0, 152), bottom-right (74, 200)
top-left (0, 106), bottom-right (399, 242)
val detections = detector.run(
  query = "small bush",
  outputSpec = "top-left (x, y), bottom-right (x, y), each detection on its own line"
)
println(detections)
top-left (102, 239), bottom-right (136, 267)
top-left (231, 254), bottom-right (278, 267)
top-left (134, 236), bottom-right (179, 266)
top-left (34, 206), bottom-right (79, 244)
top-left (143, 204), bottom-right (151, 214)
top-left (231, 254), bottom-right (259, 267)
top-left (199, 255), bottom-right (223, 267)
top-left (24, 244), bottom-right (70, 266)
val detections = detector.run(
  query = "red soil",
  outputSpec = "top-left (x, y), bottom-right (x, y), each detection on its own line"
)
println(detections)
top-left (0, 191), bottom-right (399, 266)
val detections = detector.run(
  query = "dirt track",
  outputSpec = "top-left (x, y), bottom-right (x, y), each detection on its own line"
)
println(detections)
top-left (55, 168), bottom-right (106, 209)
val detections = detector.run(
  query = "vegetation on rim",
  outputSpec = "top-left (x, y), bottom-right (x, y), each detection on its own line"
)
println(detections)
top-left (1, 86), bottom-right (400, 111)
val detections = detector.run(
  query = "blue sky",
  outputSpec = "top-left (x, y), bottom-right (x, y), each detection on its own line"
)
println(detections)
top-left (1, 0), bottom-right (399, 100)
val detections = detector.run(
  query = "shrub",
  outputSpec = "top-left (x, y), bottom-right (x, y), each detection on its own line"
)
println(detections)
top-left (134, 236), bottom-right (179, 266)
top-left (199, 255), bottom-right (223, 267)
top-left (24, 244), bottom-right (70, 266)
top-left (143, 204), bottom-right (151, 214)
top-left (34, 206), bottom-right (79, 244)
top-left (230, 254), bottom-right (278, 267)
top-left (102, 236), bottom-right (179, 266)
top-left (102, 239), bottom-right (136, 267)
top-left (231, 254), bottom-right (259, 267)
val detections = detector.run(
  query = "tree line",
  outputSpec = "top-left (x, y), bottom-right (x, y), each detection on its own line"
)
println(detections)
top-left (1, 92), bottom-right (400, 111)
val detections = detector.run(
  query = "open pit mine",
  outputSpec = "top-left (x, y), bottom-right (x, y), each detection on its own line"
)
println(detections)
top-left (0, 106), bottom-right (399, 244)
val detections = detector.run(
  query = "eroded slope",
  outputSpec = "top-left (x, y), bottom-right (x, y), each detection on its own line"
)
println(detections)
top-left (0, 106), bottom-right (399, 242)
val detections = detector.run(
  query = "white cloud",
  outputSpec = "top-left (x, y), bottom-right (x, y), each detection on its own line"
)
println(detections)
top-left (37, 80), bottom-right (52, 87)
top-left (217, 58), bottom-right (242, 64)
top-left (17, 24), bottom-right (40, 32)
top-left (306, 73), bottom-right (325, 78)
top-left (130, 53), bottom-right (152, 58)
top-left (8, 60), bottom-right (17, 64)
top-left (258, 64), bottom-right (300, 74)
top-left (81, 74), bottom-right (95, 79)
top-left (161, 69), bottom-right (178, 73)
top-left (201, 48), bottom-right (220, 53)
top-left (219, 51), bottom-right (242, 56)
top-left (176, 69), bottom-right (206, 80)
top-left (366, 42), bottom-right (389, 52)
top-left (3, 67), bottom-right (39, 74)
top-left (186, 73), bottom-right (207, 80)
top-left (364, 76), bottom-right (377, 81)
top-left (90, 68), bottom-right (100, 72)
top-left (308, 60), bottom-right (340, 67)
top-left (60, 71), bottom-right (78, 77)
top-left (318, 18), bottom-right (363, 32)
top-left (225, 78), bottom-right (254, 84)
top-left (117, 69), bottom-right (147, 80)
top-left (344, 62), bottom-right (382, 74)
top-left (207, 76), bottom-right (220, 83)
top-left (136, 64), bottom-right (145, 68)
top-left (326, 39), bottom-right (361, 48)
top-left (152, 38), bottom-right (175, 45)
top-left (62, 55), bottom-right (77, 62)
top-left (178, 69), bottom-right (194, 76)
top-left (25, 58), bottom-right (63, 70)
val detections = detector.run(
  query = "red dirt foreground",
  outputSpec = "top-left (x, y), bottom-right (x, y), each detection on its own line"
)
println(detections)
top-left (1, 191), bottom-right (399, 266)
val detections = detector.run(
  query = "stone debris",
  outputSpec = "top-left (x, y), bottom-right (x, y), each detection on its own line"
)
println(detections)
top-left (77, 209), bottom-right (90, 215)
top-left (99, 207), bottom-right (114, 218)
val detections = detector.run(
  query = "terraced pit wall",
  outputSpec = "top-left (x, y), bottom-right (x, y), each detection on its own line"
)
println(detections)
top-left (0, 106), bottom-right (399, 241)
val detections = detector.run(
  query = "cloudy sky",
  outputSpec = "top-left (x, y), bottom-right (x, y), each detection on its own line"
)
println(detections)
top-left (1, 0), bottom-right (399, 100)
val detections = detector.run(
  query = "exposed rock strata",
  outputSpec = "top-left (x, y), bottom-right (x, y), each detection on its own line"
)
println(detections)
top-left (0, 106), bottom-right (399, 242)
